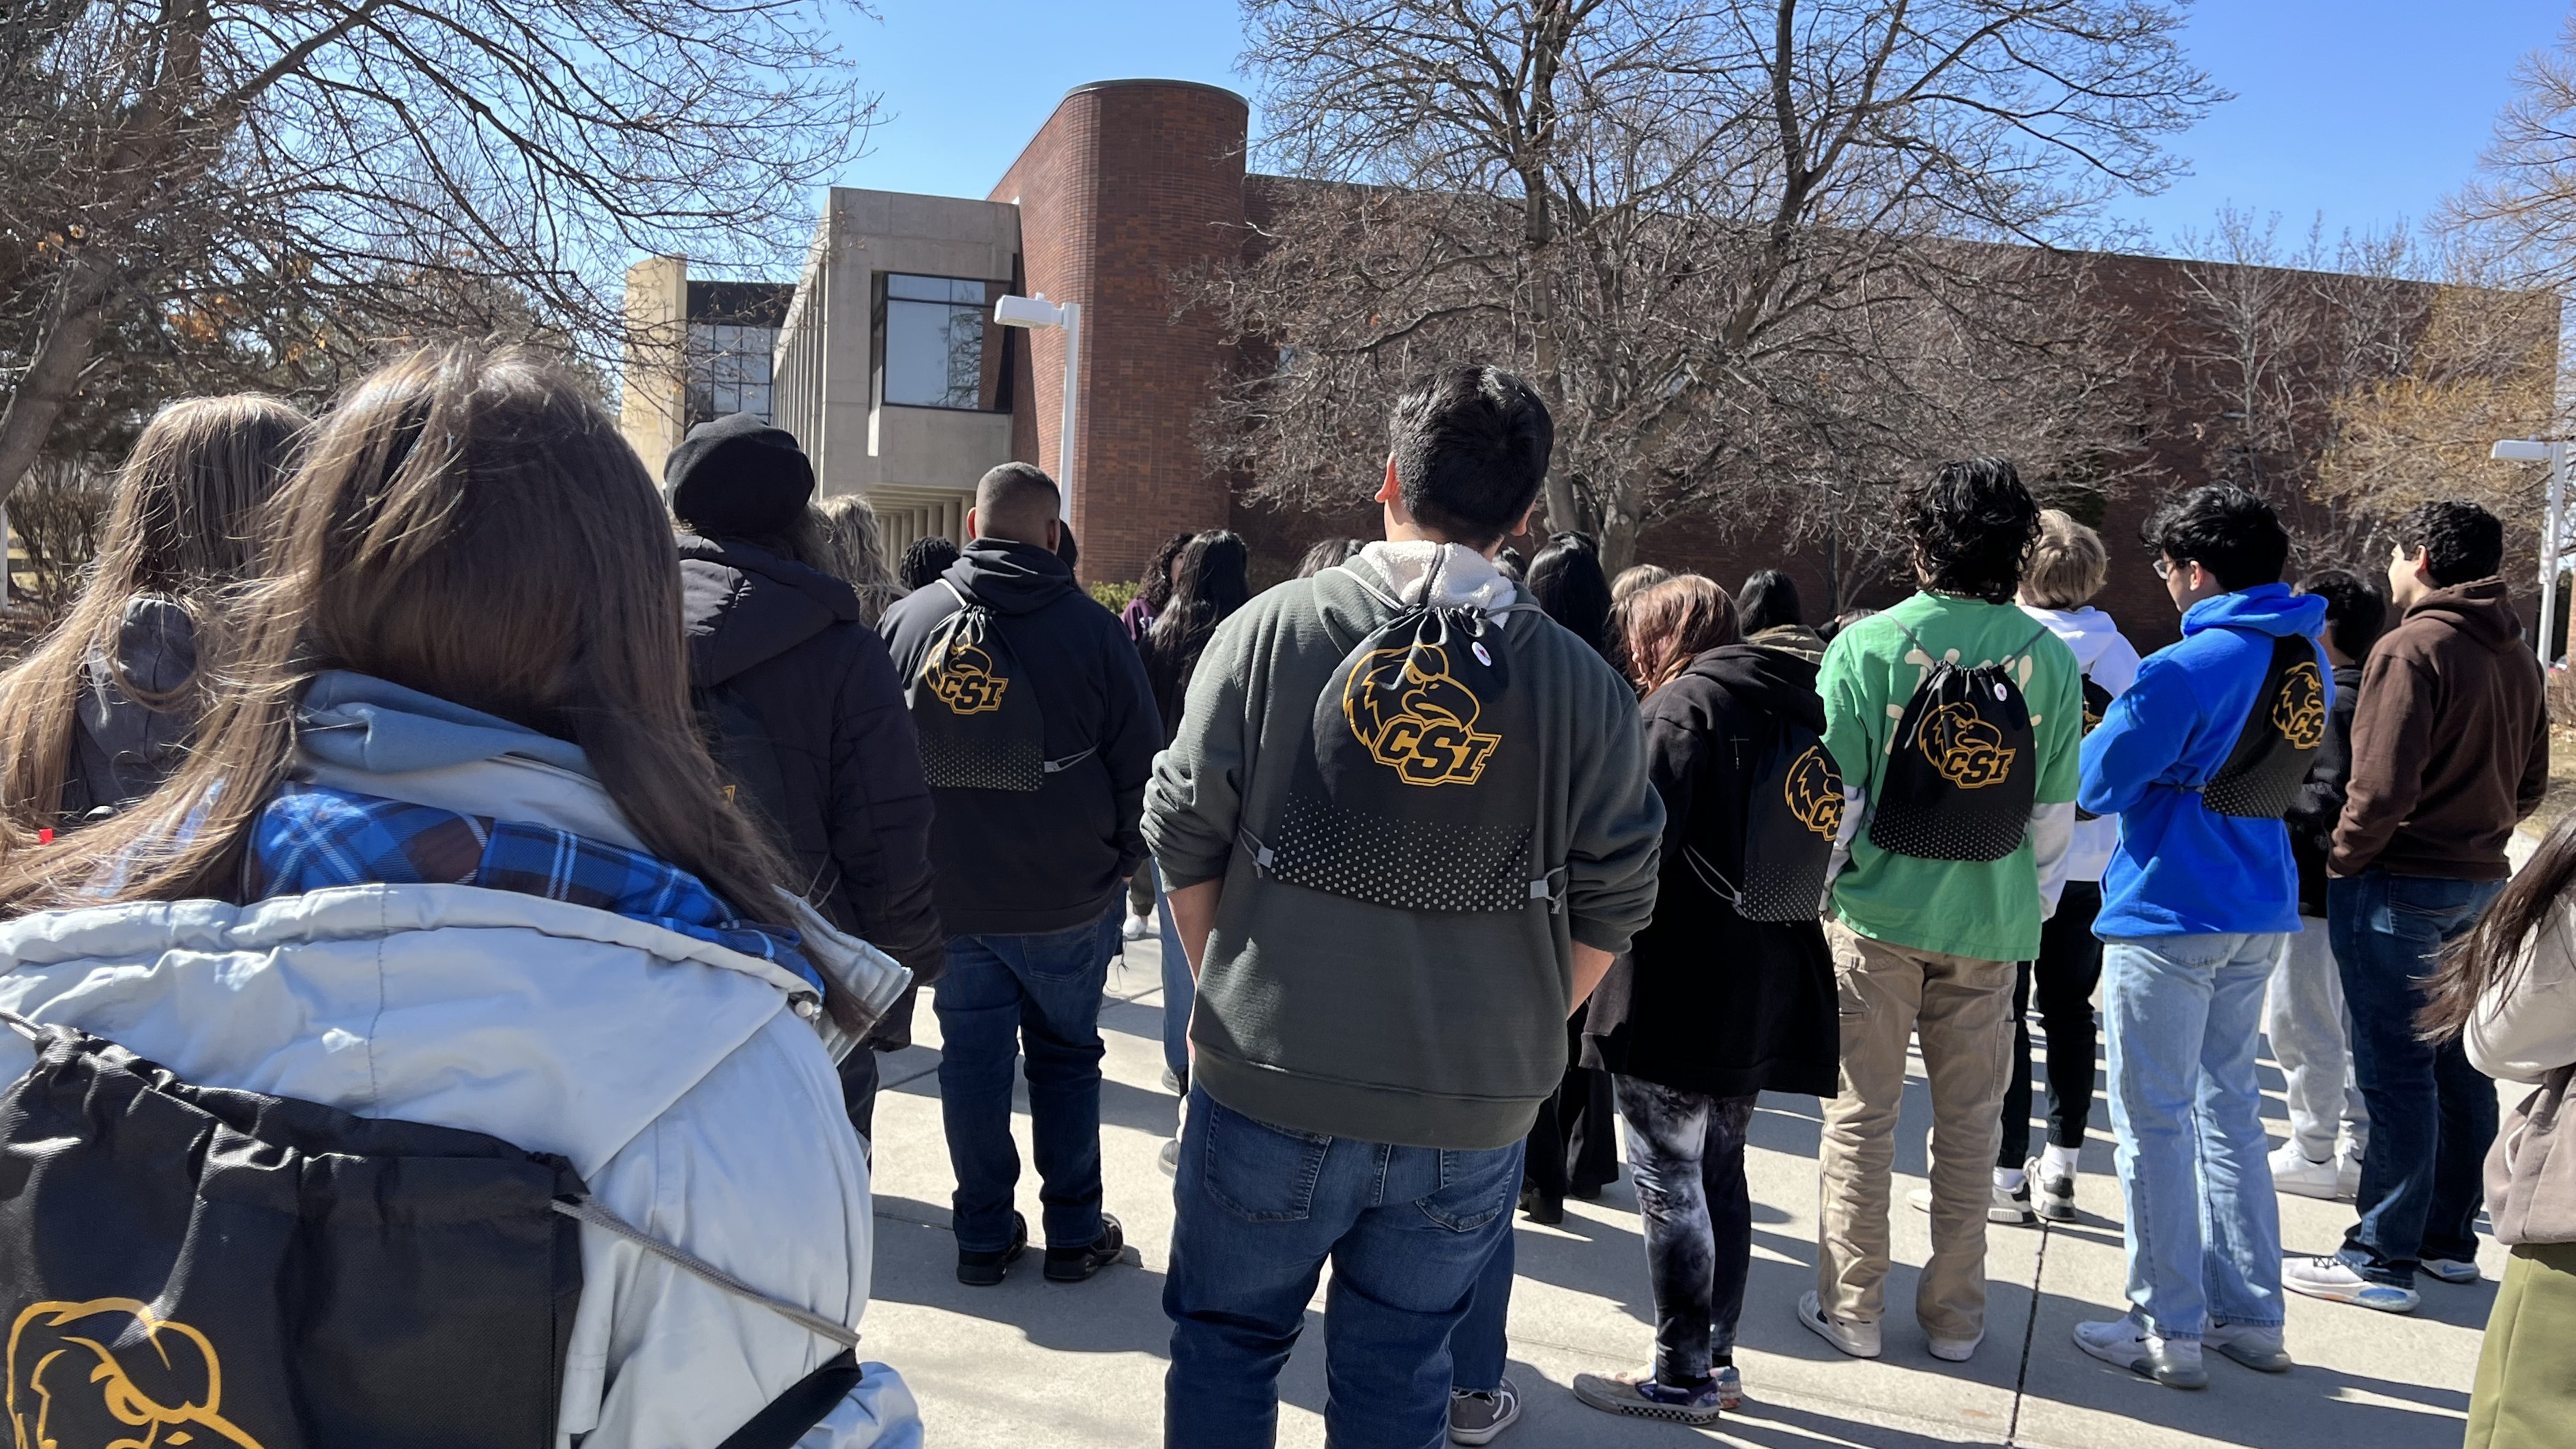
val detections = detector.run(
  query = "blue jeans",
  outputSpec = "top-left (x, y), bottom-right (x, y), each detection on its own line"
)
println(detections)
top-left (1164, 1089), bottom-right (1523, 1449)
top-left (2330, 870), bottom-right (2506, 1285)
top-left (1154, 863), bottom-right (1193, 1089)
top-left (1451, 1217), bottom-right (1514, 1393)
top-left (2101, 931), bottom-right (2286, 1340)
top-left (932, 909), bottom-right (1120, 1253)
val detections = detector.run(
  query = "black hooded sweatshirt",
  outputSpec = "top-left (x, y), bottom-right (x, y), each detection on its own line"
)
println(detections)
top-left (678, 536), bottom-right (944, 998)
top-left (879, 538), bottom-right (1163, 936)
top-left (1584, 643), bottom-right (1839, 1100)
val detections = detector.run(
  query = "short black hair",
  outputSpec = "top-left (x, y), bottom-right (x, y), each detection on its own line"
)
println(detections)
top-left (1388, 365), bottom-right (1554, 547)
top-left (1898, 458), bottom-right (2041, 605)
top-left (899, 535), bottom-right (959, 590)
top-left (2394, 500), bottom-right (2505, 586)
top-left (2297, 568), bottom-right (2388, 661)
top-left (1738, 569), bottom-right (1804, 633)
top-left (2141, 484), bottom-right (2289, 592)
top-left (976, 461), bottom-right (1060, 545)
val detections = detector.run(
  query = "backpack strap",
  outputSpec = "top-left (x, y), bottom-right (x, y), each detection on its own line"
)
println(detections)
top-left (938, 578), bottom-right (972, 612)
top-left (714, 1351), bottom-right (865, 1449)
top-left (553, 1194), bottom-right (862, 1353)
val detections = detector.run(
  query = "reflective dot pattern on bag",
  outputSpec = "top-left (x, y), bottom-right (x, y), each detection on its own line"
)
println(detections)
top-left (1264, 794), bottom-right (1534, 913)
top-left (918, 732), bottom-right (1044, 792)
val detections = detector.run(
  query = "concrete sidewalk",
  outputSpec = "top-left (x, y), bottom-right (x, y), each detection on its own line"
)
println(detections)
top-left (860, 936), bottom-right (2493, 1448)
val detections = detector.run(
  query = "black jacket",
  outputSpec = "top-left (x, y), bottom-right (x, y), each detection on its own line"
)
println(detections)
top-left (2285, 660), bottom-right (2363, 917)
top-left (880, 539), bottom-right (1163, 936)
top-left (1584, 644), bottom-right (1838, 1100)
top-left (678, 536), bottom-right (944, 999)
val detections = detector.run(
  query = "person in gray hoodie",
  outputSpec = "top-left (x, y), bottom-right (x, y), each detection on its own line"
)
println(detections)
top-left (1147, 366), bottom-right (1663, 1449)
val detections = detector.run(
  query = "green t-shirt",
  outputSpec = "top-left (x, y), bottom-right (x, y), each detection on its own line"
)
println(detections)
top-left (1819, 592), bottom-right (2083, 962)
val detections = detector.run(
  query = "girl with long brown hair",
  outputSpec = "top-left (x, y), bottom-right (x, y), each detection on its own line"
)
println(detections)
top-left (0, 345), bottom-right (916, 1446)
top-left (0, 394), bottom-right (305, 828)
top-left (1575, 573), bottom-right (1838, 1425)
top-left (2426, 811), bottom-right (2576, 1449)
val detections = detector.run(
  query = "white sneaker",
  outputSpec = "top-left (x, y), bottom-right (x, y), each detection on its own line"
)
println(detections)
top-left (1908, 1180), bottom-right (2034, 1225)
top-left (2268, 1141), bottom-right (2341, 1200)
top-left (2204, 1322), bottom-right (2293, 1373)
top-left (1797, 1291), bottom-right (1883, 1359)
top-left (2028, 1156), bottom-right (2076, 1222)
top-left (2422, 1257), bottom-right (2483, 1285)
top-left (1121, 913), bottom-right (1154, 942)
top-left (2074, 1317), bottom-right (2207, 1389)
top-left (1926, 1328), bottom-right (1983, 1363)
top-left (2282, 1254), bottom-right (2418, 1313)
top-left (2336, 1144), bottom-right (2364, 1201)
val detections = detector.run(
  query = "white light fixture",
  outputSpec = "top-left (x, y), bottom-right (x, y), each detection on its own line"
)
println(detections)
top-left (2494, 437), bottom-right (2566, 665)
top-left (993, 291), bottom-right (1082, 521)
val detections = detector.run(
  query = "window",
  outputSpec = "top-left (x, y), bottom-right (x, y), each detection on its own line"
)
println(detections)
top-left (686, 323), bottom-right (778, 425)
top-left (875, 274), bottom-right (1009, 412)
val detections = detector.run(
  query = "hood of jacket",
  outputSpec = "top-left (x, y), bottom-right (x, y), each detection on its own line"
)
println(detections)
top-left (2401, 576), bottom-right (2526, 652)
top-left (1310, 541), bottom-right (1521, 652)
top-left (2019, 603), bottom-right (2131, 672)
top-left (1676, 642), bottom-right (1825, 731)
top-left (678, 534), bottom-right (864, 688)
top-left (2180, 582), bottom-right (2328, 642)
top-left (942, 537), bottom-right (1077, 616)
top-left (1745, 621), bottom-right (1826, 666)
top-left (93, 594), bottom-right (198, 696)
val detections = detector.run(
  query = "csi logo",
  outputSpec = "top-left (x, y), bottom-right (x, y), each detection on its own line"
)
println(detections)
top-left (925, 640), bottom-right (1009, 715)
top-left (1344, 643), bottom-right (1503, 787)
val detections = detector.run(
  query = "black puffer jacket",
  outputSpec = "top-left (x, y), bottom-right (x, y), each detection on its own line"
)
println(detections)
top-left (678, 536), bottom-right (944, 1002)
top-left (63, 596), bottom-right (200, 820)
top-left (1583, 644), bottom-right (1838, 1100)
top-left (880, 538), bottom-right (1162, 936)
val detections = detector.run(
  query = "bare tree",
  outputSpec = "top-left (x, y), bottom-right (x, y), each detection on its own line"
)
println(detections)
top-left (1209, 0), bottom-right (2217, 571)
top-left (0, 0), bottom-right (873, 500)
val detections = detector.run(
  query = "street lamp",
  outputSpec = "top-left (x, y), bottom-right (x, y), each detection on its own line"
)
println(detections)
top-left (2493, 437), bottom-right (2566, 666)
top-left (993, 291), bottom-right (1082, 521)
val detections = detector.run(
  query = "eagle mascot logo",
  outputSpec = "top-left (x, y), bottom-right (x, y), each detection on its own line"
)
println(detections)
top-left (1785, 744), bottom-right (1844, 837)
top-left (1921, 702), bottom-right (2016, 789)
top-left (2274, 659), bottom-right (2327, 750)
top-left (924, 638), bottom-right (1008, 715)
top-left (9, 1299), bottom-right (267, 1449)
top-left (1344, 643), bottom-right (1503, 787)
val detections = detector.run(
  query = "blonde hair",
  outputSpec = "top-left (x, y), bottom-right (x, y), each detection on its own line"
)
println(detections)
top-left (2021, 508), bottom-right (2107, 609)
top-left (0, 394), bottom-right (306, 827)
top-left (812, 493), bottom-right (902, 627)
top-left (1623, 575), bottom-right (1740, 695)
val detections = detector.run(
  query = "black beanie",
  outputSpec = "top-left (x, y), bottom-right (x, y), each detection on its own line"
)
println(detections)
top-left (665, 412), bottom-right (815, 538)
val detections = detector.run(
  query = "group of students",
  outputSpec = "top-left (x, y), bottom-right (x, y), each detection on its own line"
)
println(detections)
top-left (0, 343), bottom-right (2571, 1449)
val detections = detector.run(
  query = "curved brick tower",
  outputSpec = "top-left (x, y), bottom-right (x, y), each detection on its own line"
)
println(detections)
top-left (992, 81), bottom-right (1249, 584)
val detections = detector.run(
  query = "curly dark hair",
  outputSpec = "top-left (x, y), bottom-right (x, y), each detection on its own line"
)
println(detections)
top-left (1898, 458), bottom-right (2040, 604)
top-left (2296, 568), bottom-right (2388, 662)
top-left (2142, 484), bottom-right (2288, 592)
top-left (2393, 500), bottom-right (2505, 587)
top-left (899, 535), bottom-right (959, 591)
top-left (1140, 531), bottom-right (1192, 612)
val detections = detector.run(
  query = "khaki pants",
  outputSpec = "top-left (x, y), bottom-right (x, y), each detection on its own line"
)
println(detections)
top-left (1816, 921), bottom-right (2017, 1341)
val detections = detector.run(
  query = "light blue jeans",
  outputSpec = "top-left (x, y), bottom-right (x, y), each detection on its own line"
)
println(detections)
top-left (2101, 931), bottom-right (2287, 1341)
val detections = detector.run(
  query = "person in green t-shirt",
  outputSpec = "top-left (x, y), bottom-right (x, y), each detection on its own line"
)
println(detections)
top-left (1797, 458), bottom-right (2082, 1368)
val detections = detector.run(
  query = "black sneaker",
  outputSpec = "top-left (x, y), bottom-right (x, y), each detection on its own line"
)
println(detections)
top-left (1518, 1186), bottom-right (1563, 1226)
top-left (1045, 1214), bottom-right (1127, 1282)
top-left (956, 1212), bottom-right (1028, 1287)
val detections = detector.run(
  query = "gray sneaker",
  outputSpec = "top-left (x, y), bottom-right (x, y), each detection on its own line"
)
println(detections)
top-left (1448, 1378), bottom-right (1521, 1444)
top-left (2205, 1322), bottom-right (2293, 1373)
top-left (2074, 1317), bottom-right (2206, 1389)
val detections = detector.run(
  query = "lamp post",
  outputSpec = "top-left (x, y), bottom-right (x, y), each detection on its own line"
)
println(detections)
top-left (2493, 437), bottom-right (2567, 666)
top-left (993, 292), bottom-right (1082, 521)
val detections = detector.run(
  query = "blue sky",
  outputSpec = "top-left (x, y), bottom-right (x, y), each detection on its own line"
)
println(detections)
top-left (829, 0), bottom-right (2570, 258)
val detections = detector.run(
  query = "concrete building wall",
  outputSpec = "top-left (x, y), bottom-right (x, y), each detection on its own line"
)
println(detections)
top-left (992, 81), bottom-right (1249, 584)
top-left (618, 255), bottom-right (689, 471)
top-left (771, 188), bottom-right (1022, 554)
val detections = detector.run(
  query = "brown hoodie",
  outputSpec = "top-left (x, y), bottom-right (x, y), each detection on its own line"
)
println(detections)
top-left (2330, 577), bottom-right (2549, 881)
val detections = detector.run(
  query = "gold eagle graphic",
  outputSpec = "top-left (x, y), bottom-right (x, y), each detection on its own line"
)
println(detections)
top-left (1343, 643), bottom-right (1502, 787)
top-left (923, 637), bottom-right (1009, 715)
top-left (2273, 659), bottom-right (2326, 750)
top-left (1921, 702), bottom-right (2016, 789)
top-left (1785, 744), bottom-right (1844, 837)
top-left (9, 1299), bottom-right (267, 1449)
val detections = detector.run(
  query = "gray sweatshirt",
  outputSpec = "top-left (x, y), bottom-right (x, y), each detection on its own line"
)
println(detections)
top-left (1145, 542), bottom-right (1663, 1149)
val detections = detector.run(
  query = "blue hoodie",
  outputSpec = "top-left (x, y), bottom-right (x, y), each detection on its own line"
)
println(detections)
top-left (2081, 584), bottom-right (2332, 939)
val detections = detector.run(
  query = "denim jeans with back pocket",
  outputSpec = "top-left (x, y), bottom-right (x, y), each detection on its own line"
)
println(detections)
top-left (1163, 1087), bottom-right (1522, 1449)
top-left (2330, 870), bottom-right (2506, 1284)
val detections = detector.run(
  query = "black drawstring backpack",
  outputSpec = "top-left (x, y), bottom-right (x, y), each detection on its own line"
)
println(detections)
top-left (0, 1018), bottom-right (862, 1449)
top-left (1236, 560), bottom-right (1561, 914)
top-left (2197, 634), bottom-right (2328, 818)
top-left (906, 580), bottom-right (1090, 792)
top-left (2072, 670), bottom-right (2116, 822)
top-left (1866, 622), bottom-right (2055, 863)
top-left (1682, 713), bottom-right (1844, 923)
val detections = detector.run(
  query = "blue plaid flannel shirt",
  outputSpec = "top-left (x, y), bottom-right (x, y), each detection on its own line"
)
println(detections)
top-left (246, 784), bottom-right (823, 992)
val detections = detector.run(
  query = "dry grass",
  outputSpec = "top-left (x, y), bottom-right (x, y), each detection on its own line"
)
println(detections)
top-left (2523, 723), bottom-right (2576, 841)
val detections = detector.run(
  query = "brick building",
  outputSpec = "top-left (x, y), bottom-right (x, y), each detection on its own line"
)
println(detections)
top-left (621, 77), bottom-right (2545, 652)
